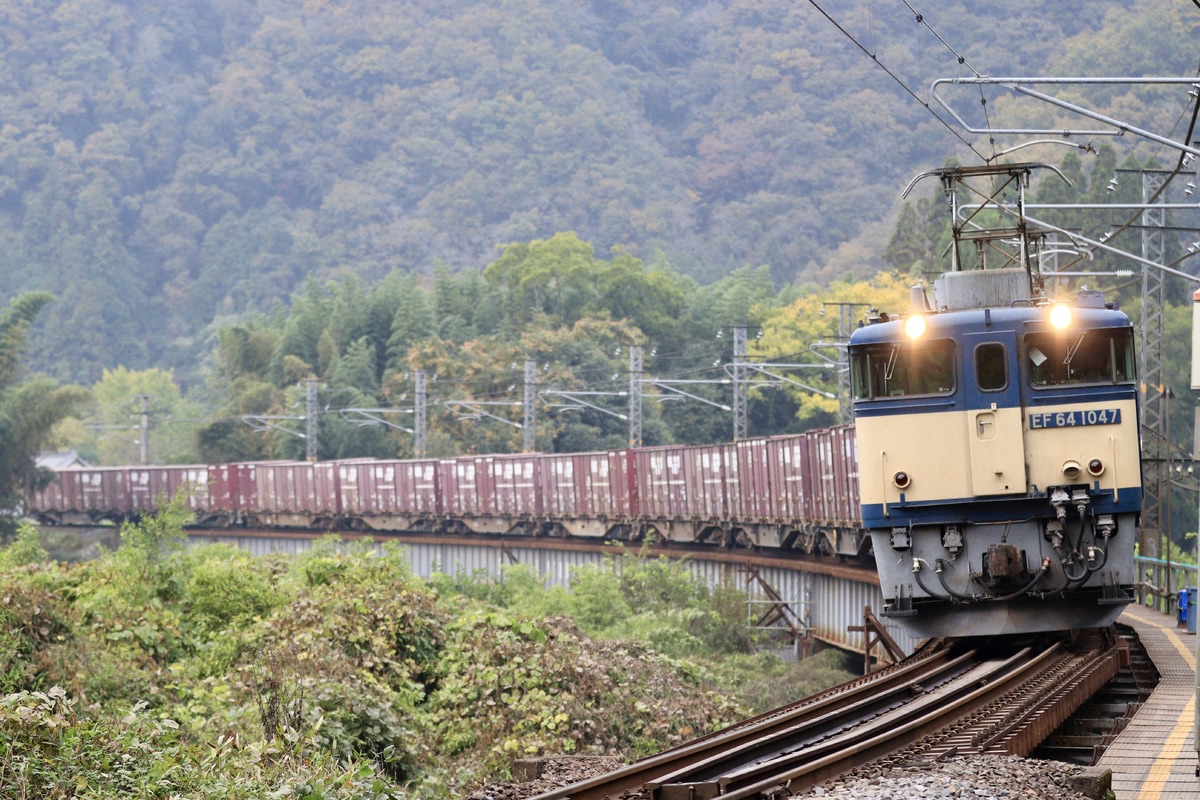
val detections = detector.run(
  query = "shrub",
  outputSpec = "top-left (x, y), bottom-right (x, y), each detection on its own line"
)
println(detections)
top-left (0, 582), bottom-right (73, 694)
top-left (617, 552), bottom-right (704, 609)
top-left (0, 521), bottom-right (47, 570)
top-left (182, 544), bottom-right (282, 633)
top-left (566, 566), bottom-right (631, 631)
top-left (0, 686), bottom-right (407, 799)
top-left (420, 612), bottom-right (743, 794)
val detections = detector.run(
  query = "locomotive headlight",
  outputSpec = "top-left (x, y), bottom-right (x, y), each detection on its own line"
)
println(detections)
top-left (1062, 460), bottom-right (1082, 480)
top-left (904, 314), bottom-right (927, 339)
top-left (1087, 459), bottom-right (1105, 477)
top-left (1049, 303), bottom-right (1072, 329)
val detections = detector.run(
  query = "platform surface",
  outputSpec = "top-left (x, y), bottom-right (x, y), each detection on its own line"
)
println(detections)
top-left (1096, 604), bottom-right (1200, 799)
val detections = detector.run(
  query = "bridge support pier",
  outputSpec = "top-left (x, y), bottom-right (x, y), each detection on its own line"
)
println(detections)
top-left (850, 605), bottom-right (906, 673)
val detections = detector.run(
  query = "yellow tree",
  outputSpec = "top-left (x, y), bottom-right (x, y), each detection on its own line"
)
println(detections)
top-left (67, 367), bottom-right (204, 465)
top-left (752, 271), bottom-right (918, 427)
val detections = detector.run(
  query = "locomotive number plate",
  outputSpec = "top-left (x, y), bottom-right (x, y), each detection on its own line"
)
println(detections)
top-left (1028, 408), bottom-right (1122, 429)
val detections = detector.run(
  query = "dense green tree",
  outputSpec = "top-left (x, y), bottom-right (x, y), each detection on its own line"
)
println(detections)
top-left (0, 293), bottom-right (88, 528)
top-left (48, 366), bottom-right (206, 466)
top-left (386, 273), bottom-right (436, 373)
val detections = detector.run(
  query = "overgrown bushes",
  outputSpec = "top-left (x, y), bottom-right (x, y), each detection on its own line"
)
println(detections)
top-left (0, 504), bottom-right (853, 797)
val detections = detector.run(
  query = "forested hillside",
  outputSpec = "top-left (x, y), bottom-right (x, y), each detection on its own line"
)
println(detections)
top-left (4, 0), bottom-right (1185, 385)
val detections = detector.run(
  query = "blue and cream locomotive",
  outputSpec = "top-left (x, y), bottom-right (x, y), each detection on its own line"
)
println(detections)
top-left (850, 166), bottom-right (1139, 638)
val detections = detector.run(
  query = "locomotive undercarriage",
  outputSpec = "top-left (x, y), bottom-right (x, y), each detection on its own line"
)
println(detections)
top-left (873, 491), bottom-right (1136, 637)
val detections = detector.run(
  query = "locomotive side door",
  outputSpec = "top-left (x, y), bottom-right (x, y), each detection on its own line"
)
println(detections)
top-left (963, 331), bottom-right (1026, 495)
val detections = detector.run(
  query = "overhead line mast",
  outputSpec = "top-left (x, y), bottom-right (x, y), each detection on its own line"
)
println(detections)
top-left (1136, 169), bottom-right (1168, 560)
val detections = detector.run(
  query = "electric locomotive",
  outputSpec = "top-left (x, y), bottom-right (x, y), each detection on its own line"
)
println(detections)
top-left (850, 165), bottom-right (1139, 638)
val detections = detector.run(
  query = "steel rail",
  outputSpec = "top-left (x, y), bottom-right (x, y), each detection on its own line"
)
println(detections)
top-left (691, 644), bottom-right (1072, 800)
top-left (525, 642), bottom-right (964, 800)
top-left (651, 638), bottom-right (946, 754)
top-left (642, 650), bottom-right (985, 797)
top-left (676, 648), bottom-right (1047, 799)
top-left (981, 642), bottom-right (1127, 756)
top-left (531, 635), bottom-right (1124, 800)
top-left (913, 646), bottom-right (1093, 761)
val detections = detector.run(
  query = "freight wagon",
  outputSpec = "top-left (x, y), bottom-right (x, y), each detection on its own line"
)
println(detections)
top-left (27, 425), bottom-right (866, 558)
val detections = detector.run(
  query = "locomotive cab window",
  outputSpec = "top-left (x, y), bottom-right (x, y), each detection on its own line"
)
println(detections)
top-left (975, 343), bottom-right (1007, 391)
top-left (851, 340), bottom-right (956, 399)
top-left (1026, 328), bottom-right (1135, 387)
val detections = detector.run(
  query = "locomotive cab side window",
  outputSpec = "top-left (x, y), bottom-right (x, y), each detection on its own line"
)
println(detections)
top-left (851, 340), bottom-right (956, 399)
top-left (974, 343), bottom-right (1007, 391)
top-left (1026, 328), bottom-right (1135, 387)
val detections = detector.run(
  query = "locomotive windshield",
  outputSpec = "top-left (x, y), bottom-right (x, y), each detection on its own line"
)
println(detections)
top-left (851, 340), bottom-right (955, 399)
top-left (1026, 327), bottom-right (1135, 387)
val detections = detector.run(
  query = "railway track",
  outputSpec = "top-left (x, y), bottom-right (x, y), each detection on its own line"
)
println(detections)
top-left (530, 630), bottom-right (1128, 800)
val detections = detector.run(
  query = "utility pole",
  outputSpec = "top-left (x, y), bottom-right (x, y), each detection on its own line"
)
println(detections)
top-left (629, 345), bottom-right (643, 447)
top-left (414, 369), bottom-right (427, 458)
top-left (305, 378), bottom-right (318, 461)
top-left (1138, 169), bottom-right (1167, 560)
top-left (139, 395), bottom-right (149, 465)
top-left (821, 303), bottom-right (865, 426)
top-left (732, 326), bottom-right (748, 441)
top-left (836, 305), bottom-right (855, 425)
top-left (523, 359), bottom-right (536, 452)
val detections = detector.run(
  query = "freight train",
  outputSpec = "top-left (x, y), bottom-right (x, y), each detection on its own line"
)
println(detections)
top-left (26, 427), bottom-right (867, 559)
top-left (27, 273), bottom-right (1140, 641)
top-left (27, 162), bottom-right (1143, 642)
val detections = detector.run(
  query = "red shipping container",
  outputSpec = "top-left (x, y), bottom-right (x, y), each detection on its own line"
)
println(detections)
top-left (608, 450), bottom-right (637, 517)
top-left (440, 457), bottom-right (481, 517)
top-left (127, 466), bottom-right (214, 513)
top-left (539, 450), bottom-right (631, 521)
top-left (633, 446), bottom-right (688, 519)
top-left (312, 462), bottom-right (339, 515)
top-left (483, 455), bottom-right (541, 517)
top-left (73, 467), bottom-right (132, 514)
top-left (799, 432), bottom-right (819, 524)
top-left (763, 435), bottom-right (804, 522)
top-left (716, 442), bottom-right (741, 521)
top-left (255, 461), bottom-right (335, 515)
top-left (233, 463), bottom-right (263, 511)
top-left (254, 463), bottom-right (287, 514)
top-left (844, 425), bottom-right (861, 526)
top-left (763, 438), bottom-right (788, 523)
top-left (594, 451), bottom-right (623, 517)
top-left (337, 459), bottom-right (437, 521)
top-left (335, 461), bottom-right (368, 515)
top-left (27, 470), bottom-right (69, 513)
top-left (361, 462), bottom-right (398, 514)
top-left (735, 438), bottom-right (773, 523)
top-left (208, 464), bottom-right (238, 513)
top-left (232, 461), bottom-right (297, 514)
top-left (683, 444), bottom-right (729, 520)
top-left (396, 459), bottom-right (440, 516)
top-left (831, 425), bottom-right (860, 526)
top-left (815, 429), bottom-right (839, 525)
top-left (541, 453), bottom-right (583, 518)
